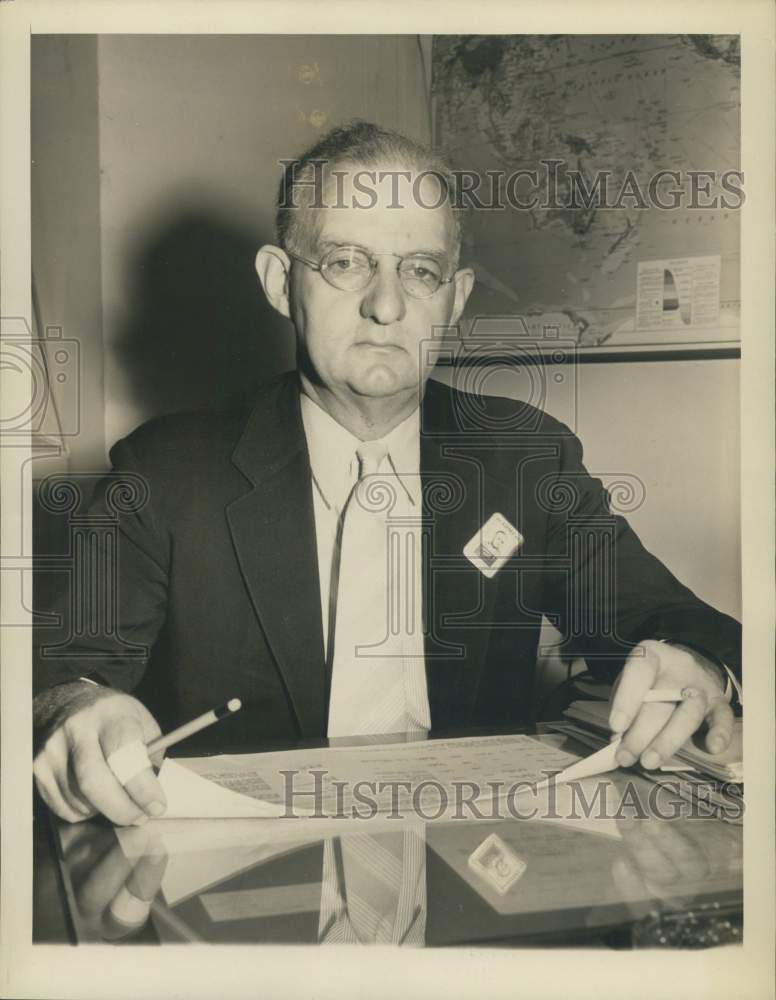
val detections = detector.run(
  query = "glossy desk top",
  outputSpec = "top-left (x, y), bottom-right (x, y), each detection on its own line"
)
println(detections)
top-left (36, 731), bottom-right (742, 948)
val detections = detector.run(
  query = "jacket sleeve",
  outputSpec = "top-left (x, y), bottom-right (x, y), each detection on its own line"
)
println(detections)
top-left (537, 425), bottom-right (742, 682)
top-left (33, 437), bottom-right (170, 697)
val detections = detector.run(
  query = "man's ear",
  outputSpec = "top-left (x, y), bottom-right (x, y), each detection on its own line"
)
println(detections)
top-left (255, 245), bottom-right (292, 319)
top-left (449, 267), bottom-right (475, 326)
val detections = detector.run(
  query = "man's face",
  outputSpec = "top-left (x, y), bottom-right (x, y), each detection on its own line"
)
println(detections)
top-left (284, 164), bottom-right (472, 404)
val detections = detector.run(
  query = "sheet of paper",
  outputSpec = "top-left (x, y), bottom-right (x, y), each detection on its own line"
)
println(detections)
top-left (156, 735), bottom-right (586, 821)
top-left (636, 254), bottom-right (721, 331)
top-left (157, 758), bottom-right (290, 818)
top-left (533, 736), bottom-right (621, 790)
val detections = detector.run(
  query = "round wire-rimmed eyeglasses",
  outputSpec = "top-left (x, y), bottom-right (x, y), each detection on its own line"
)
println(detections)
top-left (289, 245), bottom-right (455, 299)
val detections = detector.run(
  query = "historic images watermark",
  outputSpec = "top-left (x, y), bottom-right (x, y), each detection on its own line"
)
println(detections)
top-left (278, 767), bottom-right (744, 823)
top-left (278, 160), bottom-right (746, 213)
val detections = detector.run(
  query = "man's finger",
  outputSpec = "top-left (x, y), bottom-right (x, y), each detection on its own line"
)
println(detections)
top-left (61, 746), bottom-right (98, 817)
top-left (99, 723), bottom-right (167, 818)
top-left (609, 644), bottom-right (660, 733)
top-left (615, 702), bottom-right (673, 767)
top-left (70, 737), bottom-right (147, 826)
top-left (100, 717), bottom-right (148, 766)
top-left (125, 843), bottom-right (168, 902)
top-left (105, 886), bottom-right (152, 937)
top-left (76, 841), bottom-right (135, 919)
top-left (705, 698), bottom-right (735, 755)
top-left (61, 824), bottom-right (114, 871)
top-left (637, 690), bottom-right (709, 769)
top-left (122, 768), bottom-right (167, 818)
top-left (36, 730), bottom-right (94, 819)
top-left (33, 754), bottom-right (86, 824)
top-left (104, 842), bottom-right (167, 940)
top-left (53, 767), bottom-right (95, 820)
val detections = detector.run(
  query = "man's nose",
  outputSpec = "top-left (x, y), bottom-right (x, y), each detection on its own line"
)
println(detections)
top-left (359, 259), bottom-right (407, 325)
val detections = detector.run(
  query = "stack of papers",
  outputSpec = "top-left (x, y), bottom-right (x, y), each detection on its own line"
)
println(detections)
top-left (563, 700), bottom-right (743, 783)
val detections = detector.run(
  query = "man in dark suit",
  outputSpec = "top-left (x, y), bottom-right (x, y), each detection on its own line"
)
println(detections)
top-left (33, 121), bottom-right (741, 827)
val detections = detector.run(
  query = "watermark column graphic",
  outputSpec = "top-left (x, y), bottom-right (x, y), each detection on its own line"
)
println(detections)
top-left (534, 470), bottom-right (647, 657)
top-left (36, 473), bottom-right (150, 660)
top-left (345, 462), bottom-right (467, 660)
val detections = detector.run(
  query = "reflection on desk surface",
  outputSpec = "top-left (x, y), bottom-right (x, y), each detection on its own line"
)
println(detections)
top-left (51, 765), bottom-right (742, 948)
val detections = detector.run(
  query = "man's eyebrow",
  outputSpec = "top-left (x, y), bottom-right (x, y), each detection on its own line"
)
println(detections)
top-left (317, 239), bottom-right (450, 259)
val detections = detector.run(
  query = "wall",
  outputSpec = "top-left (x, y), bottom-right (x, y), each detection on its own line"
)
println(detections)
top-left (31, 35), bottom-right (105, 473)
top-left (95, 34), bottom-right (432, 449)
top-left (433, 357), bottom-right (741, 620)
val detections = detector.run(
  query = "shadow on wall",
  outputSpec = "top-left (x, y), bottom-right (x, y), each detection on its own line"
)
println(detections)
top-left (113, 209), bottom-right (295, 423)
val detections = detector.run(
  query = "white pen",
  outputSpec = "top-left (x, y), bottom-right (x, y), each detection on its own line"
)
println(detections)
top-left (641, 687), bottom-right (697, 703)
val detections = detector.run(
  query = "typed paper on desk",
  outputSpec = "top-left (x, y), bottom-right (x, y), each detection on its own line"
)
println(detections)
top-left (154, 734), bottom-right (618, 821)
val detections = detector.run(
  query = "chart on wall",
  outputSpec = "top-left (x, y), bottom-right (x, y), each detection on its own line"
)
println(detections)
top-left (432, 35), bottom-right (741, 356)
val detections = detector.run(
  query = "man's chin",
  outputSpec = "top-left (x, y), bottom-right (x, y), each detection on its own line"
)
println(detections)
top-left (348, 363), bottom-right (418, 399)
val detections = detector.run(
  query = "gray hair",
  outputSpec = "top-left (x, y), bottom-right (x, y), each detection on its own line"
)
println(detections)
top-left (276, 120), bottom-right (466, 265)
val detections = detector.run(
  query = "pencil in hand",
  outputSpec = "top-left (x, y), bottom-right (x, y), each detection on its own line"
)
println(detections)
top-left (147, 698), bottom-right (242, 756)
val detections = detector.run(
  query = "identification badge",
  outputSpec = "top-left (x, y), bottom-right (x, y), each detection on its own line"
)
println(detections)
top-left (463, 512), bottom-right (523, 579)
top-left (468, 833), bottom-right (527, 895)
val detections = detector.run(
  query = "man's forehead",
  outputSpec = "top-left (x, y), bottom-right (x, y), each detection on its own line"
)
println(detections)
top-left (313, 165), bottom-right (454, 253)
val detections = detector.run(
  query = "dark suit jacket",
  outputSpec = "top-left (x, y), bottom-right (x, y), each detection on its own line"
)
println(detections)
top-left (34, 372), bottom-right (741, 749)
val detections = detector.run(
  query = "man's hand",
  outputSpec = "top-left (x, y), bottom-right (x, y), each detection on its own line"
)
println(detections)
top-left (33, 682), bottom-right (167, 825)
top-left (609, 640), bottom-right (735, 770)
top-left (59, 822), bottom-right (168, 941)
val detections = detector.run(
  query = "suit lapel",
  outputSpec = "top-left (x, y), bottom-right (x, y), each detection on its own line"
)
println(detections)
top-left (226, 375), bottom-right (327, 737)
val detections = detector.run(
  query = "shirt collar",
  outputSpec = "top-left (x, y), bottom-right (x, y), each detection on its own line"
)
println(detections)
top-left (300, 392), bottom-right (420, 512)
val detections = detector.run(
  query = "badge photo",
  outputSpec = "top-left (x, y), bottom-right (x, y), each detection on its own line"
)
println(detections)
top-left (468, 833), bottom-right (527, 895)
top-left (463, 512), bottom-right (524, 579)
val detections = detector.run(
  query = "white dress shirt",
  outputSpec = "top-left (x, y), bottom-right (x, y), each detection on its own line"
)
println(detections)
top-left (300, 393), bottom-right (431, 737)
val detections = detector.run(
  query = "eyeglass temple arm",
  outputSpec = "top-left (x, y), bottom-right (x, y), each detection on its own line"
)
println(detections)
top-left (288, 252), bottom-right (322, 271)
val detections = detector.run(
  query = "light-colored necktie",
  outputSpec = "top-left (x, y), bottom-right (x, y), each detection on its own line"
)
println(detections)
top-left (327, 442), bottom-right (419, 737)
top-left (318, 830), bottom-right (426, 945)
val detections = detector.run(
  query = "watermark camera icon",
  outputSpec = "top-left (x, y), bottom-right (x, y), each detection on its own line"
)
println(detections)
top-left (0, 317), bottom-right (80, 438)
top-left (420, 314), bottom-right (579, 436)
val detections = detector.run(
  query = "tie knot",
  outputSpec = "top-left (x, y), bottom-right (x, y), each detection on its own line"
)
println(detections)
top-left (356, 441), bottom-right (388, 479)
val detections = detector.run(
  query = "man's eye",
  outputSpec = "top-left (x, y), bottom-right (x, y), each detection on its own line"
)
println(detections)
top-left (405, 260), bottom-right (442, 280)
top-left (329, 255), bottom-right (369, 272)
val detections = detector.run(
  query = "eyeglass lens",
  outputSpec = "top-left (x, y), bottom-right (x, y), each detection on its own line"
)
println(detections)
top-left (321, 247), bottom-right (444, 297)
